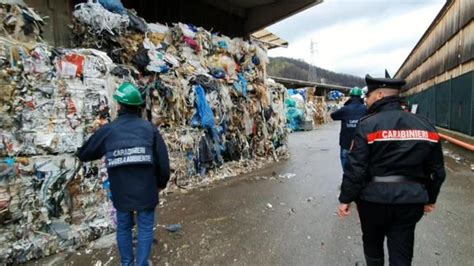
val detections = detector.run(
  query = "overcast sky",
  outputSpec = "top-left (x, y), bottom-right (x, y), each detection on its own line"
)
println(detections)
top-left (267, 0), bottom-right (446, 78)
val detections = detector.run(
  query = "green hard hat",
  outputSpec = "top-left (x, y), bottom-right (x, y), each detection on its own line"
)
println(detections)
top-left (113, 82), bottom-right (144, 105)
top-left (350, 87), bottom-right (363, 96)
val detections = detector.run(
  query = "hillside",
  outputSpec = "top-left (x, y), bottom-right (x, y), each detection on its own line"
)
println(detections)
top-left (268, 57), bottom-right (365, 88)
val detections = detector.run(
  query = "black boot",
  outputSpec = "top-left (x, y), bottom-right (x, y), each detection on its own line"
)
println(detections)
top-left (365, 255), bottom-right (384, 266)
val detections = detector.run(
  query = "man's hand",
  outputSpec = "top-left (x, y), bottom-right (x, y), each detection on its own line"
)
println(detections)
top-left (424, 204), bottom-right (435, 213)
top-left (338, 203), bottom-right (351, 217)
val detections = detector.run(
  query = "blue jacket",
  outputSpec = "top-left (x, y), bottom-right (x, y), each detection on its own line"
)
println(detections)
top-left (77, 110), bottom-right (170, 212)
top-left (330, 97), bottom-right (367, 149)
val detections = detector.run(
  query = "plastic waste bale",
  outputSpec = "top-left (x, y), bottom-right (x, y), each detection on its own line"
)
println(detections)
top-left (327, 90), bottom-right (344, 101)
top-left (305, 101), bottom-right (316, 122)
top-left (286, 107), bottom-right (304, 131)
top-left (68, 0), bottom-right (290, 195)
top-left (98, 0), bottom-right (127, 14)
top-left (291, 94), bottom-right (305, 109)
top-left (73, 0), bottom-right (129, 36)
top-left (284, 91), bottom-right (306, 131)
top-left (285, 98), bottom-right (296, 108)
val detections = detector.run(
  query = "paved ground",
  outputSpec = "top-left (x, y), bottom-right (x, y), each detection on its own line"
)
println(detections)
top-left (32, 123), bottom-right (474, 266)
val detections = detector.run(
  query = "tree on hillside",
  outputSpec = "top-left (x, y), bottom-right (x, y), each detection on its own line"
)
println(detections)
top-left (268, 57), bottom-right (365, 88)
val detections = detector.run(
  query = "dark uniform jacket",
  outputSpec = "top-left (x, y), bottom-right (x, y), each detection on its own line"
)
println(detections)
top-left (331, 97), bottom-right (368, 150)
top-left (339, 96), bottom-right (446, 204)
top-left (77, 110), bottom-right (170, 212)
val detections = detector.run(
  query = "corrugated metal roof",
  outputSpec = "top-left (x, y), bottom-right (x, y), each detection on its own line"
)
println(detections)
top-left (251, 29), bottom-right (288, 49)
top-left (395, 0), bottom-right (453, 79)
top-left (394, 0), bottom-right (474, 91)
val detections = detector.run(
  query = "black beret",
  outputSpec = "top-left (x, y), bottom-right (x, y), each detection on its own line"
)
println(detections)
top-left (365, 74), bottom-right (406, 93)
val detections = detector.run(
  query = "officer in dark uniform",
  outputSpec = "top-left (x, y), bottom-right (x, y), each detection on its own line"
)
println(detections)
top-left (330, 87), bottom-right (367, 171)
top-left (337, 74), bottom-right (446, 266)
top-left (77, 82), bottom-right (170, 266)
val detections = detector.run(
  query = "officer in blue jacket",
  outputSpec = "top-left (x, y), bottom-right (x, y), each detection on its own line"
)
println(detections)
top-left (77, 82), bottom-right (170, 266)
top-left (330, 87), bottom-right (367, 171)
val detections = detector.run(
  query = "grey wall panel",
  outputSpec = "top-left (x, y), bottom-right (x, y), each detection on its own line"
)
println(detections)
top-left (435, 81), bottom-right (451, 128)
top-left (450, 72), bottom-right (473, 134)
top-left (25, 0), bottom-right (73, 46)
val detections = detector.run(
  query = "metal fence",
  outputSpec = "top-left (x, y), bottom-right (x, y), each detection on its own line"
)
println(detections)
top-left (408, 71), bottom-right (473, 136)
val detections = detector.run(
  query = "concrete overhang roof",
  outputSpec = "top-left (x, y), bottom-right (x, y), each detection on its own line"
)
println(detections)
top-left (270, 76), bottom-right (351, 91)
top-left (202, 0), bottom-right (324, 35)
top-left (118, 0), bottom-right (323, 37)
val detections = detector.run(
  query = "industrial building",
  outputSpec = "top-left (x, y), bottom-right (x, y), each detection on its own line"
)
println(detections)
top-left (395, 0), bottom-right (474, 136)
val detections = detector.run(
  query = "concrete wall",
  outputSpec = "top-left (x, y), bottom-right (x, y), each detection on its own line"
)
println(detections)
top-left (25, 0), bottom-right (72, 47)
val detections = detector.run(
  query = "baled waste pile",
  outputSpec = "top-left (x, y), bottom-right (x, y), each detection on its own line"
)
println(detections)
top-left (0, 0), bottom-right (288, 263)
top-left (71, 0), bottom-right (289, 187)
top-left (0, 39), bottom-right (118, 262)
top-left (313, 96), bottom-right (329, 125)
top-left (285, 88), bottom-right (317, 131)
top-left (0, 2), bottom-right (124, 263)
top-left (327, 90), bottom-right (345, 114)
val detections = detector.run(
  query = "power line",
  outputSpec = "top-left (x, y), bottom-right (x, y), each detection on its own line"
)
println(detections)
top-left (308, 39), bottom-right (318, 82)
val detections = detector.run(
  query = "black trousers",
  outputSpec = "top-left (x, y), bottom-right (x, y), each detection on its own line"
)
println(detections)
top-left (356, 200), bottom-right (424, 266)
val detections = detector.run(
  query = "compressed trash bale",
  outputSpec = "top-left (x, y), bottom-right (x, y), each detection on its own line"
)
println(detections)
top-left (0, 3), bottom-right (44, 42)
top-left (0, 0), bottom-right (291, 263)
top-left (314, 96), bottom-right (329, 124)
top-left (0, 24), bottom-right (117, 262)
top-left (73, 2), bottom-right (290, 185)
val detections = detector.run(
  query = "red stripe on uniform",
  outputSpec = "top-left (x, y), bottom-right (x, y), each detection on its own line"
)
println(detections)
top-left (428, 132), bottom-right (440, 142)
top-left (367, 131), bottom-right (383, 143)
top-left (367, 130), bottom-right (440, 144)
